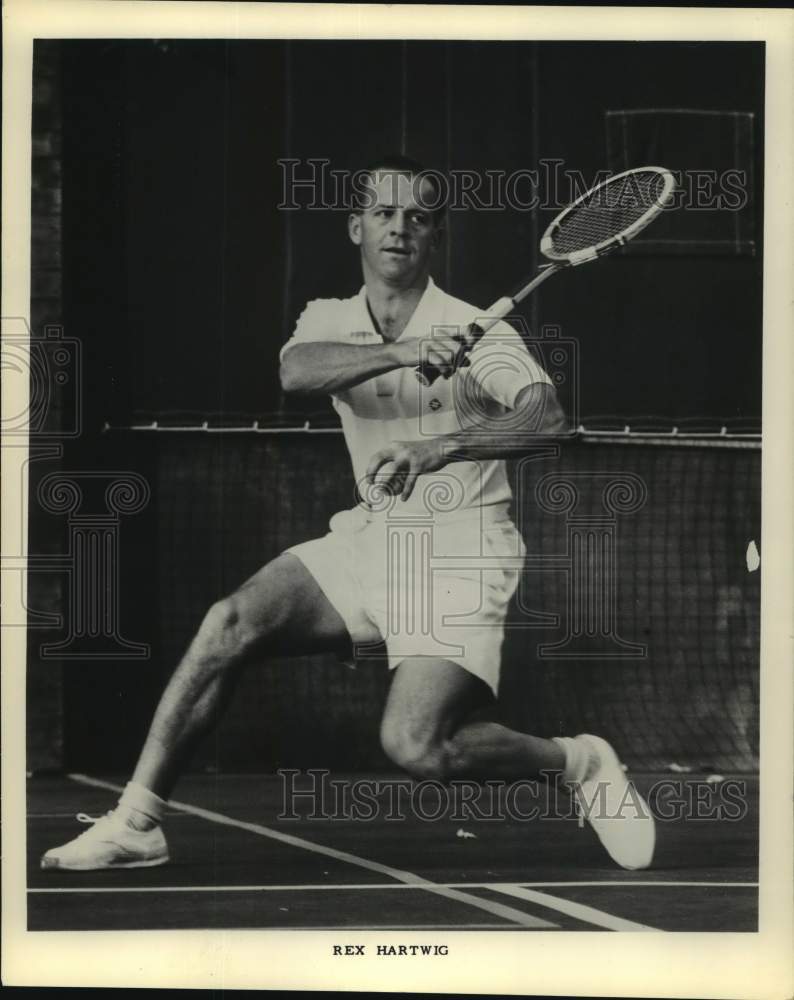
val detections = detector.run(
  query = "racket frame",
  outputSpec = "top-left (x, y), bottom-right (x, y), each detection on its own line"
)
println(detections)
top-left (540, 165), bottom-right (677, 266)
top-left (415, 165), bottom-right (676, 386)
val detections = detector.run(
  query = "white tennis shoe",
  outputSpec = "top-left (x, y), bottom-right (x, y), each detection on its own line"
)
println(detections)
top-left (569, 734), bottom-right (656, 870)
top-left (40, 811), bottom-right (169, 871)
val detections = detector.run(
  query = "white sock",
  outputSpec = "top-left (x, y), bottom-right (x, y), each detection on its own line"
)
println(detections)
top-left (117, 781), bottom-right (167, 831)
top-left (552, 736), bottom-right (597, 785)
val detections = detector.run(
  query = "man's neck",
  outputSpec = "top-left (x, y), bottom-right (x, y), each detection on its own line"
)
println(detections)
top-left (363, 272), bottom-right (430, 343)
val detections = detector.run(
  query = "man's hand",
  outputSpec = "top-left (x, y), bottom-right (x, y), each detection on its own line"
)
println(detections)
top-left (390, 332), bottom-right (471, 379)
top-left (365, 439), bottom-right (448, 503)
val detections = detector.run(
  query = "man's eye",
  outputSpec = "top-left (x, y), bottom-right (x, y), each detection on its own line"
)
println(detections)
top-left (410, 213), bottom-right (428, 226)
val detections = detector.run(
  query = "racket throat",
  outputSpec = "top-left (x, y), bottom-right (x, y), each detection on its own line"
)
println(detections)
top-left (568, 246), bottom-right (600, 266)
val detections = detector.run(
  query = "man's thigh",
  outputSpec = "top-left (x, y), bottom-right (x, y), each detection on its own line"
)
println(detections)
top-left (233, 552), bottom-right (353, 658)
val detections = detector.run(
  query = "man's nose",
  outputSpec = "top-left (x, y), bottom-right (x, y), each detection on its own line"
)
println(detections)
top-left (389, 211), bottom-right (409, 235)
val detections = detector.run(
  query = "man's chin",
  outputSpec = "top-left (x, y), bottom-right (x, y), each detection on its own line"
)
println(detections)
top-left (364, 253), bottom-right (428, 286)
top-left (378, 261), bottom-right (415, 281)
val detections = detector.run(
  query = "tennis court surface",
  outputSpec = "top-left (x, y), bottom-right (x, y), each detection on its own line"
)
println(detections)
top-left (28, 771), bottom-right (758, 933)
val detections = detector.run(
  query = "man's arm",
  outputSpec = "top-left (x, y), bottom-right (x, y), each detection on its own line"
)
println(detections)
top-left (439, 382), bottom-right (568, 460)
top-left (366, 382), bottom-right (569, 502)
top-left (280, 335), bottom-right (467, 396)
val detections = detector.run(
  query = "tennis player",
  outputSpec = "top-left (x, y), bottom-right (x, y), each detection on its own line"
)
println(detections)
top-left (42, 156), bottom-right (655, 872)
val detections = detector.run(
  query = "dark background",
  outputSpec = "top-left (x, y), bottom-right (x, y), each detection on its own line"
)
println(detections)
top-left (28, 39), bottom-right (763, 774)
top-left (59, 38), bottom-right (763, 429)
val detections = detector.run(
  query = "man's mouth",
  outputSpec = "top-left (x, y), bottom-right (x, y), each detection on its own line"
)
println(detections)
top-left (383, 247), bottom-right (410, 256)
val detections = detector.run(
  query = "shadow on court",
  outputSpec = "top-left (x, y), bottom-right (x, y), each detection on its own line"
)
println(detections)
top-left (26, 772), bottom-right (758, 932)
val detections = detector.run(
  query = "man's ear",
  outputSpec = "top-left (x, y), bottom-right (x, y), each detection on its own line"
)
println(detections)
top-left (348, 212), bottom-right (362, 246)
top-left (430, 220), bottom-right (444, 252)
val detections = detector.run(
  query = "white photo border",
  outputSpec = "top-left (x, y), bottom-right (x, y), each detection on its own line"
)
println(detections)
top-left (3, 3), bottom-right (792, 995)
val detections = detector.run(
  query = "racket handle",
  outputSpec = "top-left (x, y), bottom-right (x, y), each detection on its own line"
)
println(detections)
top-left (414, 297), bottom-right (514, 387)
top-left (414, 363), bottom-right (439, 387)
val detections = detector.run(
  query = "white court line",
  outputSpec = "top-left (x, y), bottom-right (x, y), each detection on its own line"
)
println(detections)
top-left (29, 811), bottom-right (189, 819)
top-left (28, 879), bottom-right (758, 894)
top-left (489, 884), bottom-right (659, 932)
top-left (507, 881), bottom-right (758, 888)
top-left (63, 774), bottom-right (556, 930)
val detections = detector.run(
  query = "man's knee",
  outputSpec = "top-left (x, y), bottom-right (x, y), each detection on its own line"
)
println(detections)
top-left (200, 594), bottom-right (266, 661)
top-left (380, 717), bottom-right (450, 781)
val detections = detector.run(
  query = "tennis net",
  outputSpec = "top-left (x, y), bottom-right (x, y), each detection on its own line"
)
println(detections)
top-left (133, 428), bottom-right (759, 774)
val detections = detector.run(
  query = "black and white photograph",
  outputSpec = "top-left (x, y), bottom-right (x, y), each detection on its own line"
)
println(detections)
top-left (3, 2), bottom-right (792, 994)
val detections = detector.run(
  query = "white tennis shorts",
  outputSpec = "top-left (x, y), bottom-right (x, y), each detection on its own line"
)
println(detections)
top-left (285, 504), bottom-right (526, 696)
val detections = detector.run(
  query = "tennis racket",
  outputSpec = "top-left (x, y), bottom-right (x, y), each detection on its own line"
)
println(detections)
top-left (414, 165), bottom-right (676, 386)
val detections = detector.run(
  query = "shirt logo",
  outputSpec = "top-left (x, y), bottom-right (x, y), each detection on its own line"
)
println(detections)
top-left (428, 398), bottom-right (442, 411)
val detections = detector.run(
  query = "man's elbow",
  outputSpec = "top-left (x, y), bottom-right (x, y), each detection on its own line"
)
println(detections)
top-left (523, 386), bottom-right (569, 435)
top-left (279, 363), bottom-right (294, 393)
top-left (279, 355), bottom-right (303, 394)
top-left (546, 403), bottom-right (569, 435)
top-left (538, 384), bottom-right (569, 435)
top-left (515, 383), bottom-right (567, 435)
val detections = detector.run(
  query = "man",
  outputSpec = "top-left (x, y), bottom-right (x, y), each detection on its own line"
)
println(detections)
top-left (42, 155), bottom-right (655, 872)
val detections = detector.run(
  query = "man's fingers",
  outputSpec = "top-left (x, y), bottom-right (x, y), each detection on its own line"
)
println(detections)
top-left (400, 468), bottom-right (420, 502)
top-left (426, 345), bottom-right (457, 369)
top-left (375, 461), bottom-right (406, 494)
top-left (425, 335), bottom-right (471, 377)
top-left (425, 333), bottom-right (463, 357)
top-left (365, 450), bottom-right (394, 482)
top-left (440, 350), bottom-right (471, 378)
top-left (366, 442), bottom-right (437, 503)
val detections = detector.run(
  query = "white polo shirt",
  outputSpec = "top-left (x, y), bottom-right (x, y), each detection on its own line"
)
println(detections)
top-left (280, 277), bottom-right (552, 518)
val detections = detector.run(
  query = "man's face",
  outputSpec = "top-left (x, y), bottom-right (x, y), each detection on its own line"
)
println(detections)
top-left (348, 171), bottom-right (443, 286)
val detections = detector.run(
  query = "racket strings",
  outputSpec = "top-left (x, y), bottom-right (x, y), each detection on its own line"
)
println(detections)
top-left (549, 170), bottom-right (667, 254)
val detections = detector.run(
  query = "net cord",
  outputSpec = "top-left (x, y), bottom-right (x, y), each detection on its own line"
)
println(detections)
top-left (101, 421), bottom-right (760, 448)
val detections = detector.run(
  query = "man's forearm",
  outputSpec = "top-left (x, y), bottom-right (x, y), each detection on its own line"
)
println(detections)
top-left (280, 341), bottom-right (403, 395)
top-left (437, 383), bottom-right (569, 461)
top-left (437, 423), bottom-right (567, 462)
top-left (361, 383), bottom-right (569, 501)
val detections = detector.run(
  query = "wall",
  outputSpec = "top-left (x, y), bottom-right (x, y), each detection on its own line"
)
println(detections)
top-left (27, 41), bottom-right (65, 771)
top-left (59, 39), bottom-right (763, 428)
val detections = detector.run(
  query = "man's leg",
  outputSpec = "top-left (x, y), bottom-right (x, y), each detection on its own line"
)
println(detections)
top-left (379, 658), bottom-right (655, 870)
top-left (41, 553), bottom-right (351, 869)
top-left (379, 657), bottom-right (566, 782)
top-left (129, 553), bottom-right (351, 799)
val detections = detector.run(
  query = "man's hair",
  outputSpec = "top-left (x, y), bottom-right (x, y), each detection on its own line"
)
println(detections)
top-left (351, 154), bottom-right (447, 223)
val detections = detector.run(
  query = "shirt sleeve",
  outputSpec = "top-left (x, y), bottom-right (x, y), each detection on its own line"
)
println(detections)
top-left (466, 319), bottom-right (553, 410)
top-left (279, 299), bottom-right (344, 362)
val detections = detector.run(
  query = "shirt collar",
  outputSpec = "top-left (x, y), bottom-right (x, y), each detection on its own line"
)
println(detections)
top-left (356, 276), bottom-right (440, 343)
